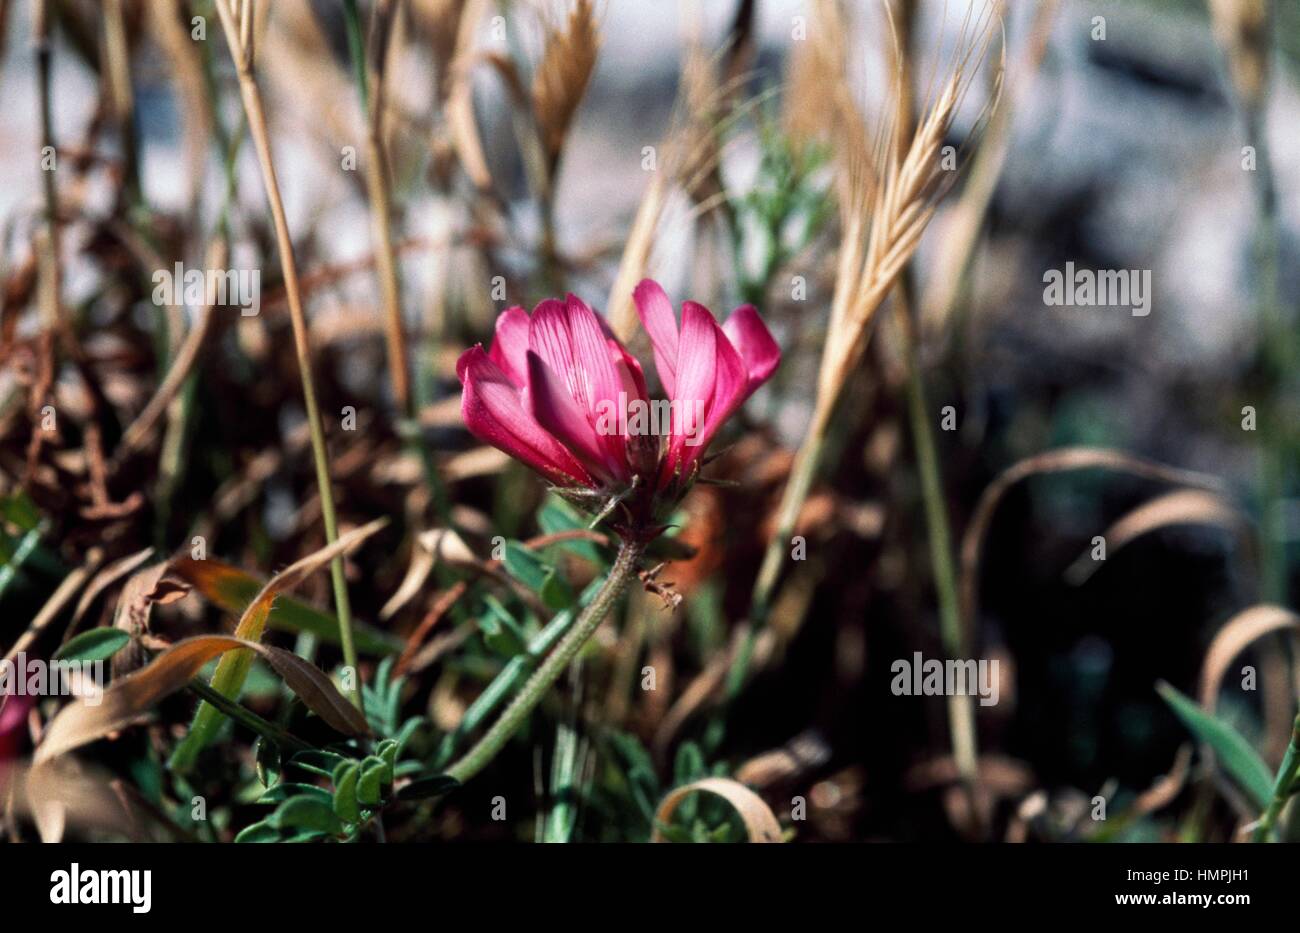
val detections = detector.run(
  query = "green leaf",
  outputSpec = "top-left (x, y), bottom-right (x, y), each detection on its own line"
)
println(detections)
top-left (652, 821), bottom-right (695, 844)
top-left (503, 541), bottom-right (550, 591)
top-left (54, 627), bottom-right (131, 662)
top-left (1157, 681), bottom-right (1273, 810)
top-left (479, 595), bottom-right (527, 656)
top-left (674, 741), bottom-right (705, 785)
top-left (234, 820), bottom-right (280, 843)
top-left (539, 570), bottom-right (574, 611)
top-left (538, 498), bottom-right (603, 562)
top-left (357, 756), bottom-right (388, 806)
top-left (376, 739), bottom-right (399, 782)
top-left (333, 762), bottom-right (361, 824)
top-left (503, 542), bottom-right (574, 611)
top-left (291, 749), bottom-right (351, 778)
top-left (254, 736), bottom-right (281, 788)
top-left (257, 783), bottom-right (332, 805)
top-left (270, 796), bottom-right (343, 835)
top-left (396, 775), bottom-right (459, 801)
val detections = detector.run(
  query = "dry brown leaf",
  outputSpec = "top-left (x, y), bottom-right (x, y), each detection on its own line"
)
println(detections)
top-left (1065, 488), bottom-right (1249, 585)
top-left (961, 447), bottom-right (1225, 641)
top-left (446, 0), bottom-right (493, 189)
top-left (650, 777), bottom-right (783, 843)
top-left (13, 757), bottom-right (132, 844)
top-left (1198, 604), bottom-right (1300, 713)
top-left (69, 546), bottom-right (157, 631)
top-left (381, 528), bottom-right (478, 620)
top-left (34, 632), bottom-right (367, 766)
top-left (109, 558), bottom-right (190, 677)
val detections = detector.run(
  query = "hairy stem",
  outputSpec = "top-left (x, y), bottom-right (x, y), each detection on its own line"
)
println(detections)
top-left (447, 539), bottom-right (643, 783)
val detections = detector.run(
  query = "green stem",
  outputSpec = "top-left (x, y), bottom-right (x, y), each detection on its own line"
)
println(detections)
top-left (446, 539), bottom-right (642, 784)
top-left (185, 679), bottom-right (312, 753)
top-left (436, 574), bottom-right (606, 765)
top-left (1253, 715), bottom-right (1300, 842)
top-left (900, 312), bottom-right (979, 786)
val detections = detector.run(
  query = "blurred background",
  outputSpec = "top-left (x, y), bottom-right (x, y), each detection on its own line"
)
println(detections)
top-left (1, 0), bottom-right (1299, 842)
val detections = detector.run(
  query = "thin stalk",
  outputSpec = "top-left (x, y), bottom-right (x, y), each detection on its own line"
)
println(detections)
top-left (345, 0), bottom-right (412, 413)
top-left (213, 0), bottom-right (360, 706)
top-left (343, 0), bottom-right (453, 526)
top-left (896, 299), bottom-right (979, 788)
top-left (33, 0), bottom-right (62, 338)
top-left (1252, 714), bottom-right (1300, 842)
top-left (447, 539), bottom-right (643, 783)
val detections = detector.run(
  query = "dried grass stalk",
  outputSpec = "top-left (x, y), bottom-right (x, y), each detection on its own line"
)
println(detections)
top-left (1208, 0), bottom-right (1272, 113)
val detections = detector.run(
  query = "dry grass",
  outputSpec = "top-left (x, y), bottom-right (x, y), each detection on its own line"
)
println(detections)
top-left (532, 0), bottom-right (600, 173)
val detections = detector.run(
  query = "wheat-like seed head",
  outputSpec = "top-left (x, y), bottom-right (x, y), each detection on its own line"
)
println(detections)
top-left (817, 1), bottom-right (1003, 405)
top-left (532, 0), bottom-right (600, 173)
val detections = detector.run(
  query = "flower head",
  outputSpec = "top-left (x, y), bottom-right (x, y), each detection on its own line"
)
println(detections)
top-left (457, 280), bottom-right (779, 532)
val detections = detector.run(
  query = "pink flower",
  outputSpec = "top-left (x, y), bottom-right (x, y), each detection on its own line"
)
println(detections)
top-left (457, 280), bottom-right (779, 522)
top-left (0, 693), bottom-right (33, 792)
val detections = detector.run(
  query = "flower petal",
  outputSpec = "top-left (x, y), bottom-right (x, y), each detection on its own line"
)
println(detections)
top-left (723, 304), bottom-right (781, 395)
top-left (529, 296), bottom-right (631, 479)
top-left (457, 346), bottom-right (592, 487)
top-left (487, 305), bottom-right (531, 388)
top-left (660, 301), bottom-right (717, 480)
top-left (595, 309), bottom-right (650, 406)
top-left (527, 351), bottom-right (624, 484)
top-left (633, 279), bottom-right (679, 397)
top-left (676, 303), bottom-right (748, 476)
top-left (527, 298), bottom-right (579, 400)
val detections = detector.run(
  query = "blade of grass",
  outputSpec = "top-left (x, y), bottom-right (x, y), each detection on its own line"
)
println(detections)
top-left (212, 0), bottom-right (361, 705)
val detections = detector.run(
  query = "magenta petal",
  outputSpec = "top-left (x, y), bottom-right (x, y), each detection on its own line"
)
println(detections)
top-left (526, 351), bottom-right (623, 484)
top-left (595, 309), bottom-right (650, 406)
top-left (564, 294), bottom-right (626, 416)
top-left (633, 279), bottom-right (680, 397)
top-left (723, 304), bottom-right (781, 396)
top-left (528, 297), bottom-right (575, 376)
top-left (660, 301), bottom-right (718, 479)
top-left (487, 305), bottom-right (531, 388)
top-left (611, 337), bottom-right (649, 406)
top-left (678, 306), bottom-right (748, 476)
top-left (564, 294), bottom-right (630, 470)
top-left (458, 346), bottom-right (593, 487)
top-left (0, 693), bottom-right (33, 764)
